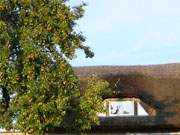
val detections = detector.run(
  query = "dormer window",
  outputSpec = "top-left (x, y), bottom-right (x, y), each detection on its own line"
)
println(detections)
top-left (98, 98), bottom-right (156, 117)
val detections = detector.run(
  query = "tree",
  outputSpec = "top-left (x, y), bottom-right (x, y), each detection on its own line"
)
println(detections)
top-left (0, 0), bottom-right (109, 134)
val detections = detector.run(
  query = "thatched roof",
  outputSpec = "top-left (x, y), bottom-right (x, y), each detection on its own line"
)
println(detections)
top-left (73, 63), bottom-right (180, 133)
top-left (74, 63), bottom-right (180, 77)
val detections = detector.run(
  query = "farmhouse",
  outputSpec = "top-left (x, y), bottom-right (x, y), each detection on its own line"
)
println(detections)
top-left (72, 63), bottom-right (180, 134)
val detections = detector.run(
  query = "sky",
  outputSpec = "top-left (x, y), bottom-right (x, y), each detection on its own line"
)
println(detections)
top-left (69, 0), bottom-right (180, 66)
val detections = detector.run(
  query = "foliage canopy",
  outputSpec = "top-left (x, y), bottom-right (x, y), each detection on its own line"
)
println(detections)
top-left (0, 0), bottom-right (109, 134)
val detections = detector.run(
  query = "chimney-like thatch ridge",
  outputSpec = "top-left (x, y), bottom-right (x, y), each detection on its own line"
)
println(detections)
top-left (73, 63), bottom-right (180, 133)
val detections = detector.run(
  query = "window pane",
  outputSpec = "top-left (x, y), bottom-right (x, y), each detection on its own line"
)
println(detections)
top-left (137, 102), bottom-right (149, 116)
top-left (109, 101), bottom-right (134, 116)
